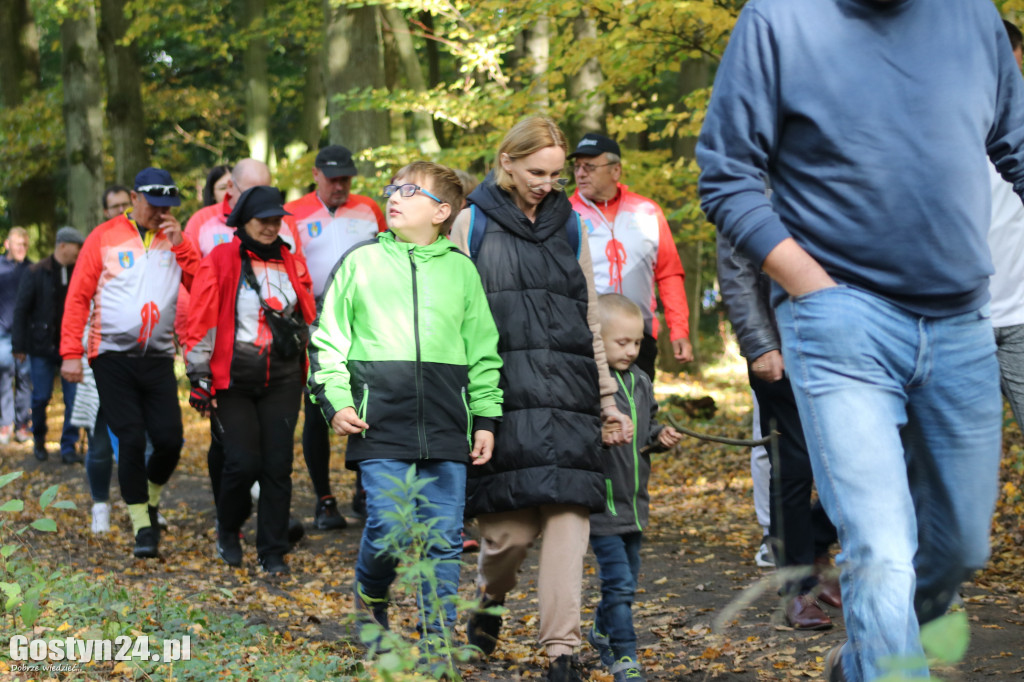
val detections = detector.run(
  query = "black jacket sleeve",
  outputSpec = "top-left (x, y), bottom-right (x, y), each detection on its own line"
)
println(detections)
top-left (716, 232), bottom-right (780, 361)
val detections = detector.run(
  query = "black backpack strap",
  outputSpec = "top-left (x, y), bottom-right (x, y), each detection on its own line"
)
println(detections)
top-left (468, 204), bottom-right (487, 261)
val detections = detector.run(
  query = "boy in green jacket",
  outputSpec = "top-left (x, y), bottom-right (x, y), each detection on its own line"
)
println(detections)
top-left (307, 162), bottom-right (502, 659)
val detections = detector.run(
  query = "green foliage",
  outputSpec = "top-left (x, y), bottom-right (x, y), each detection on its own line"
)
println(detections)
top-left (0, 472), bottom-right (77, 628)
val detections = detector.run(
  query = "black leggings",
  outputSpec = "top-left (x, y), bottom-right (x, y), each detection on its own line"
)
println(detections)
top-left (91, 354), bottom-right (183, 506)
top-left (302, 392), bottom-right (333, 499)
top-left (217, 376), bottom-right (302, 557)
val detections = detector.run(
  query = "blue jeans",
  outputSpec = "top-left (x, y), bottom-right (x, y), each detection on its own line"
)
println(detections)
top-left (0, 333), bottom-right (31, 428)
top-left (590, 532), bottom-right (642, 660)
top-left (356, 459), bottom-right (466, 633)
top-left (776, 286), bottom-right (1001, 682)
top-left (29, 354), bottom-right (79, 455)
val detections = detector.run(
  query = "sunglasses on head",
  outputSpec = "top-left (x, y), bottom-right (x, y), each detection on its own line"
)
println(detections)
top-left (136, 184), bottom-right (180, 197)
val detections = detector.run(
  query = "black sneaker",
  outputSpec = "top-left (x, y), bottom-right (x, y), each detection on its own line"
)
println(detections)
top-left (287, 516), bottom-right (305, 547)
top-left (34, 445), bottom-right (48, 462)
top-left (133, 526), bottom-right (159, 558)
top-left (314, 496), bottom-right (347, 530)
top-left (149, 505), bottom-right (168, 531)
top-left (260, 554), bottom-right (290, 574)
top-left (466, 591), bottom-right (504, 655)
top-left (61, 451), bottom-right (83, 464)
top-left (216, 523), bottom-right (242, 566)
top-left (547, 654), bottom-right (583, 682)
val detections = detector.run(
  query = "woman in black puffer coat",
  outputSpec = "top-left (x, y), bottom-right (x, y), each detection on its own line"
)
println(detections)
top-left (449, 116), bottom-right (633, 682)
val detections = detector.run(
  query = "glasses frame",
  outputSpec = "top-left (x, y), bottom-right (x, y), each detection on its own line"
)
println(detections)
top-left (382, 183), bottom-right (445, 204)
top-left (526, 177), bottom-right (570, 190)
top-left (572, 161), bottom-right (617, 174)
top-left (136, 184), bottom-right (180, 197)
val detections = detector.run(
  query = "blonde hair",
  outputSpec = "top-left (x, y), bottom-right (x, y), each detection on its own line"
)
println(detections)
top-left (598, 293), bottom-right (644, 327)
top-left (494, 116), bottom-right (568, 192)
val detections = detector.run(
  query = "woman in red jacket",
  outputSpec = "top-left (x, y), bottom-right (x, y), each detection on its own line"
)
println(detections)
top-left (182, 186), bottom-right (316, 574)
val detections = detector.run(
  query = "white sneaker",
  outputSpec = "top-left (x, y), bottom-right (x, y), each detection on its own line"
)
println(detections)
top-left (91, 502), bottom-right (111, 534)
top-left (755, 538), bottom-right (775, 568)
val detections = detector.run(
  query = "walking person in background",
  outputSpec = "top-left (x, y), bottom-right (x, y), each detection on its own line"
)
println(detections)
top-left (449, 116), bottom-right (632, 682)
top-left (61, 167), bottom-right (199, 559)
top-left (12, 227), bottom-right (86, 463)
top-left (183, 186), bottom-right (315, 574)
top-left (0, 227), bottom-right (34, 446)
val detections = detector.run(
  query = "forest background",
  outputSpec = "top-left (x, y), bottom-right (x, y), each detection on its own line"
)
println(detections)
top-left (3, 0), bottom-right (1024, 369)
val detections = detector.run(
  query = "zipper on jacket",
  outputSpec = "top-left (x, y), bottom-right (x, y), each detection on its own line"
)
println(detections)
top-left (409, 249), bottom-right (428, 458)
top-left (461, 387), bottom-right (471, 448)
top-left (605, 478), bottom-right (618, 516)
top-left (615, 370), bottom-right (643, 532)
top-left (358, 383), bottom-right (369, 438)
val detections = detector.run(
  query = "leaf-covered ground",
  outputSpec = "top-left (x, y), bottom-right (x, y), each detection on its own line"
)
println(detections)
top-left (1, 360), bottom-right (1023, 680)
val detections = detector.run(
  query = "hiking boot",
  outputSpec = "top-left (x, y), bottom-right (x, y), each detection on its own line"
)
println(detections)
top-left (133, 526), bottom-right (159, 558)
top-left (260, 554), bottom-right (289, 575)
top-left (216, 523), bottom-right (243, 567)
top-left (466, 590), bottom-right (504, 655)
top-left (547, 654), bottom-right (583, 682)
top-left (314, 496), bottom-right (347, 530)
top-left (587, 624), bottom-right (614, 668)
top-left (91, 502), bottom-right (111, 534)
top-left (611, 656), bottom-right (645, 681)
top-left (61, 450), bottom-right (83, 464)
top-left (288, 517), bottom-right (305, 546)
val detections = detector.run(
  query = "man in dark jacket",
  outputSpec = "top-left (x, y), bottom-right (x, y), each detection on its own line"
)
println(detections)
top-left (13, 227), bottom-right (85, 462)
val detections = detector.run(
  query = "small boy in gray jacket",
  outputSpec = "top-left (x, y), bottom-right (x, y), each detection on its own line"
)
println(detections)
top-left (588, 293), bottom-right (682, 682)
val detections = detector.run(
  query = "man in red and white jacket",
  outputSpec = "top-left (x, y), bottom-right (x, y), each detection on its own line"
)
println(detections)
top-left (60, 167), bottom-right (200, 559)
top-left (569, 133), bottom-right (692, 379)
top-left (283, 144), bottom-right (386, 531)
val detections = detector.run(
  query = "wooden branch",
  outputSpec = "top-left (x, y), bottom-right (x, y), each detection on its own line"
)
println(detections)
top-left (667, 414), bottom-right (775, 447)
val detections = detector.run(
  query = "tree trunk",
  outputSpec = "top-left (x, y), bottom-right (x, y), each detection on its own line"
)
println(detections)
top-left (383, 6), bottom-right (440, 155)
top-left (97, 0), bottom-right (148, 185)
top-left (61, 0), bottom-right (106, 232)
top-left (0, 0), bottom-right (56, 231)
top-left (419, 11), bottom-right (445, 148)
top-left (324, 1), bottom-right (389, 170)
top-left (568, 10), bottom-right (605, 137)
top-left (243, 0), bottom-right (271, 163)
top-left (524, 14), bottom-right (550, 109)
top-left (299, 46), bottom-right (326, 152)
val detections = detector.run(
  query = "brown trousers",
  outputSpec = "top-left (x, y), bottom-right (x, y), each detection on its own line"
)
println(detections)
top-left (476, 504), bottom-right (590, 658)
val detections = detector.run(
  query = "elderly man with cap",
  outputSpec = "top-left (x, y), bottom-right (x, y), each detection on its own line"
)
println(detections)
top-left (12, 227), bottom-right (85, 463)
top-left (282, 144), bottom-right (386, 531)
top-left (60, 167), bottom-right (199, 559)
top-left (568, 133), bottom-right (692, 380)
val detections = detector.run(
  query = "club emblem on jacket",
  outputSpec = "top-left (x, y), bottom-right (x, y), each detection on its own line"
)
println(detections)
top-left (118, 251), bottom-right (135, 269)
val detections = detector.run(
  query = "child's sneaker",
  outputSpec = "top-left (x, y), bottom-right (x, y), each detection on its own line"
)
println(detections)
top-left (611, 656), bottom-right (645, 681)
top-left (91, 502), bottom-right (111, 534)
top-left (353, 582), bottom-right (390, 654)
top-left (587, 624), bottom-right (614, 668)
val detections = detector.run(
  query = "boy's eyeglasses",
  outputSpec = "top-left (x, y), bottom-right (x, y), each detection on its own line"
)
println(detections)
top-left (382, 184), bottom-right (444, 204)
top-left (136, 184), bottom-right (180, 197)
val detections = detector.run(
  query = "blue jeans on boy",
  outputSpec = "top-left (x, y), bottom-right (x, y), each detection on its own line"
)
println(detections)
top-left (590, 532), bottom-right (642, 661)
top-left (0, 333), bottom-right (31, 429)
top-left (356, 458), bottom-right (466, 633)
top-left (776, 286), bottom-right (1001, 682)
top-left (29, 354), bottom-right (79, 456)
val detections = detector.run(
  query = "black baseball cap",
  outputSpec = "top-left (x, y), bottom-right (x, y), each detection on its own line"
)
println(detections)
top-left (567, 133), bottom-right (622, 159)
top-left (226, 186), bottom-right (291, 227)
top-left (133, 168), bottom-right (182, 207)
top-left (315, 145), bottom-right (358, 178)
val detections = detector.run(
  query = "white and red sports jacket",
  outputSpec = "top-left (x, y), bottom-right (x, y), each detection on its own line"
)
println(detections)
top-left (281, 191), bottom-right (386, 298)
top-left (61, 213), bottom-right (200, 361)
top-left (570, 184), bottom-right (690, 341)
top-left (175, 195), bottom-right (304, 340)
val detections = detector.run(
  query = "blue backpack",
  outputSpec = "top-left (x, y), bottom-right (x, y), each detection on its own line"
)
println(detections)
top-left (467, 204), bottom-right (582, 261)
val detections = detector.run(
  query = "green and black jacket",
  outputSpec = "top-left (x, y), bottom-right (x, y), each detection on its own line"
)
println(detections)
top-left (307, 231), bottom-right (502, 466)
top-left (589, 365), bottom-right (668, 537)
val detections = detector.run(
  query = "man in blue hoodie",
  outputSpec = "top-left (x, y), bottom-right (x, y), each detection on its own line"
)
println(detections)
top-left (697, 2), bottom-right (1024, 681)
